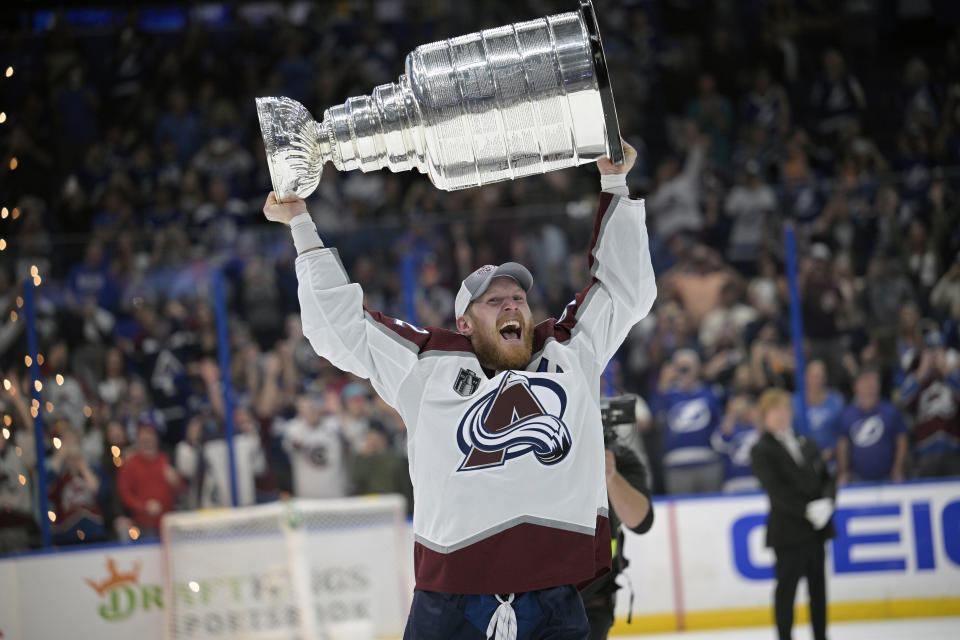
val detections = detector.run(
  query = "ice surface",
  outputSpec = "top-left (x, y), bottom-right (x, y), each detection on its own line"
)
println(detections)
top-left (617, 616), bottom-right (960, 639)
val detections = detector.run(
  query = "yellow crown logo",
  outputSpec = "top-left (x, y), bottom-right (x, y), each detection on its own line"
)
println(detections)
top-left (84, 557), bottom-right (142, 596)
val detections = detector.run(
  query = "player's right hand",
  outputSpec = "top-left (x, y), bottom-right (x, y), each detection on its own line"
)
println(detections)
top-left (262, 191), bottom-right (308, 225)
top-left (597, 138), bottom-right (636, 175)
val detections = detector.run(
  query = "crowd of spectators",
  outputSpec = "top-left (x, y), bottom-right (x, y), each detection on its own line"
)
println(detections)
top-left (2, 0), bottom-right (960, 551)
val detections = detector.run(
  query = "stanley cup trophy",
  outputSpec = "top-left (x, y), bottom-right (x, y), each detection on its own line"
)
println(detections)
top-left (257, 0), bottom-right (622, 201)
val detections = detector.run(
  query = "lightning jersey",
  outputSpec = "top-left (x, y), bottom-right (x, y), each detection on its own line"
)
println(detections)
top-left (295, 193), bottom-right (656, 594)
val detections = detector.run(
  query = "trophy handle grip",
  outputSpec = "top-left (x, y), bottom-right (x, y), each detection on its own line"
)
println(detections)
top-left (579, 0), bottom-right (624, 165)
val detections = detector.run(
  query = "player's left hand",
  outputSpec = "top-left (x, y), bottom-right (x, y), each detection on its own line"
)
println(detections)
top-left (604, 449), bottom-right (617, 481)
top-left (597, 138), bottom-right (636, 175)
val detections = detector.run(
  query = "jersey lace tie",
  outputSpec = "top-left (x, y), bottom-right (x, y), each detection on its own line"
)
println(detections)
top-left (486, 593), bottom-right (517, 640)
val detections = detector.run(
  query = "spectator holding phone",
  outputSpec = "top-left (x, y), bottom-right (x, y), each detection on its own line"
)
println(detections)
top-left (652, 349), bottom-right (724, 494)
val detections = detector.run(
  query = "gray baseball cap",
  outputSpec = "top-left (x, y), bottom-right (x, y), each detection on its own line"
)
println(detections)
top-left (454, 262), bottom-right (533, 318)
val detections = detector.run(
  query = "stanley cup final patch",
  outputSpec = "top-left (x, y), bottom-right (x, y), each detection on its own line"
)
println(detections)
top-left (453, 368), bottom-right (481, 397)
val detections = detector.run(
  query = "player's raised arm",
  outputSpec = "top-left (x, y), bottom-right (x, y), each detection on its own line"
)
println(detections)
top-left (262, 192), bottom-right (322, 255)
top-left (262, 192), bottom-right (422, 410)
top-left (556, 139), bottom-right (657, 370)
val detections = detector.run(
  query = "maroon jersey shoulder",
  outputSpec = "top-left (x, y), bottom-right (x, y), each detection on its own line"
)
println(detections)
top-left (365, 308), bottom-right (474, 355)
top-left (532, 282), bottom-right (599, 353)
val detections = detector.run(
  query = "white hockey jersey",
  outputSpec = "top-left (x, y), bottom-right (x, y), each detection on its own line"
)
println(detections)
top-left (295, 193), bottom-right (656, 594)
top-left (281, 416), bottom-right (349, 499)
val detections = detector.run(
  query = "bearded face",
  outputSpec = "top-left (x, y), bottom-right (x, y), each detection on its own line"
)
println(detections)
top-left (457, 277), bottom-right (535, 372)
top-left (469, 310), bottom-right (535, 371)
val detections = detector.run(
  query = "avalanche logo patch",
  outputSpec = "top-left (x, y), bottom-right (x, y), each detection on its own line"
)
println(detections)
top-left (456, 371), bottom-right (571, 471)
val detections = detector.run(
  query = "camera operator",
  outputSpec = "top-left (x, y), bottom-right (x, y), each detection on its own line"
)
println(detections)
top-left (580, 395), bottom-right (655, 640)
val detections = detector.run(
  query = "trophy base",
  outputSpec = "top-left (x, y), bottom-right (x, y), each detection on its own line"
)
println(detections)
top-left (580, 0), bottom-right (623, 166)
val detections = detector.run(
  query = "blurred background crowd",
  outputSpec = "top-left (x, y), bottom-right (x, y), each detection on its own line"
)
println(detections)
top-left (1, 0), bottom-right (959, 551)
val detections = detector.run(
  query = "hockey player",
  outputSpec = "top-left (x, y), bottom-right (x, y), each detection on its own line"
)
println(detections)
top-left (262, 139), bottom-right (655, 640)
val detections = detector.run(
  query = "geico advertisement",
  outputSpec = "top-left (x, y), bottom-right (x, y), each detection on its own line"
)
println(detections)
top-left (618, 479), bottom-right (960, 617)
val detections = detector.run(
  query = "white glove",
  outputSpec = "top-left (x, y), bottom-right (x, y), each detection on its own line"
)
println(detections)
top-left (805, 498), bottom-right (834, 530)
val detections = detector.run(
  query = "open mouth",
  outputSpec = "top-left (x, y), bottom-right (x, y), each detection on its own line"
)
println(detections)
top-left (498, 319), bottom-right (522, 344)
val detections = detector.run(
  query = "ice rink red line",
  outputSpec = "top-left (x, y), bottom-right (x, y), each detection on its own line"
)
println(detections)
top-left (666, 500), bottom-right (686, 631)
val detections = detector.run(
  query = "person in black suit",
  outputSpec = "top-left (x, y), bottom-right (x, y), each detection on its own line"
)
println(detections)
top-left (751, 389), bottom-right (836, 640)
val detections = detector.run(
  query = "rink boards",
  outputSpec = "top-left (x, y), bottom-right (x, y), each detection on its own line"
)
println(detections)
top-left (612, 478), bottom-right (960, 634)
top-left (0, 479), bottom-right (958, 638)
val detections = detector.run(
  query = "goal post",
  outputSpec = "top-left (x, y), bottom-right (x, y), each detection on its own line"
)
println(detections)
top-left (160, 496), bottom-right (410, 640)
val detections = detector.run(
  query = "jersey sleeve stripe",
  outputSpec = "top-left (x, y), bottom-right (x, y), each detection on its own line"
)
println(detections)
top-left (586, 192), bottom-right (616, 272)
top-left (364, 311), bottom-right (422, 354)
top-left (534, 195), bottom-right (618, 352)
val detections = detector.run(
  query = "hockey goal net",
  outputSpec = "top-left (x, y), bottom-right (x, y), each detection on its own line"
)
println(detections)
top-left (160, 496), bottom-right (410, 640)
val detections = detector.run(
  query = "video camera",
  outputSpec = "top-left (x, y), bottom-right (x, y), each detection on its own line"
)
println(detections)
top-left (600, 395), bottom-right (638, 447)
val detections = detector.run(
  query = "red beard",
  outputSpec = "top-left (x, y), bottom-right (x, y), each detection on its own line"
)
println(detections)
top-left (470, 315), bottom-right (535, 371)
